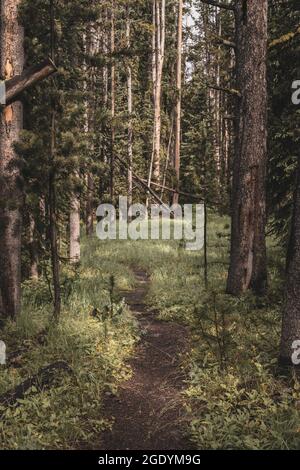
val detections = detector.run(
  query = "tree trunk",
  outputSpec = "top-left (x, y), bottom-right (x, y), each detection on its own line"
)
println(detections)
top-left (86, 173), bottom-right (94, 236)
top-left (28, 211), bottom-right (39, 280)
top-left (0, 0), bottom-right (24, 319)
top-left (152, 0), bottom-right (165, 184)
top-left (49, 110), bottom-right (61, 318)
top-left (227, 0), bottom-right (268, 296)
top-left (173, 0), bottom-right (183, 205)
top-left (279, 159), bottom-right (300, 366)
top-left (69, 191), bottom-right (80, 264)
top-left (126, 6), bottom-right (133, 207)
top-left (110, 0), bottom-right (115, 202)
top-left (49, 0), bottom-right (61, 319)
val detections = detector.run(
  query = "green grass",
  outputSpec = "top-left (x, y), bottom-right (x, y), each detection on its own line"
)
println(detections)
top-left (0, 213), bottom-right (299, 449)
top-left (0, 237), bottom-right (139, 450)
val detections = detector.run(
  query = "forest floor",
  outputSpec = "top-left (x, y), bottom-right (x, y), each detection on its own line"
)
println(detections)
top-left (99, 268), bottom-right (192, 450)
top-left (1, 214), bottom-right (300, 449)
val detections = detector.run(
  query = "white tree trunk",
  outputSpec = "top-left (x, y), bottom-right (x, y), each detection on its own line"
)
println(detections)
top-left (126, 7), bottom-right (133, 206)
top-left (173, 0), bottom-right (183, 204)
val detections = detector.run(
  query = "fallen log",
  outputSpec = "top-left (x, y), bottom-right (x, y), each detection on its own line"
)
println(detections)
top-left (115, 155), bottom-right (172, 212)
top-left (3, 58), bottom-right (57, 105)
top-left (0, 361), bottom-right (73, 409)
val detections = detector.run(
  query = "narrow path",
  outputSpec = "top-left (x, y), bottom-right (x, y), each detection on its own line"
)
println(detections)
top-left (99, 268), bottom-right (192, 450)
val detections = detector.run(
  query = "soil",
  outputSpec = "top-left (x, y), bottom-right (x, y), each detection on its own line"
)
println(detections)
top-left (99, 268), bottom-right (193, 451)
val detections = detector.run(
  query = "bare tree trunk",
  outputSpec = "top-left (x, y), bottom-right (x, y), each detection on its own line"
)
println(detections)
top-left (110, 0), bottom-right (115, 202)
top-left (214, 8), bottom-right (222, 182)
top-left (173, 0), bottom-right (183, 205)
top-left (85, 19), bottom-right (100, 237)
top-left (99, 8), bottom-right (109, 200)
top-left (279, 159), bottom-right (300, 366)
top-left (49, 109), bottom-right (61, 318)
top-left (0, 0), bottom-right (24, 319)
top-left (227, 0), bottom-right (268, 296)
top-left (152, 0), bottom-right (166, 184)
top-left (49, 0), bottom-right (61, 319)
top-left (69, 188), bottom-right (80, 264)
top-left (28, 211), bottom-right (39, 280)
top-left (86, 174), bottom-right (94, 236)
top-left (161, 113), bottom-right (174, 199)
top-left (126, 6), bottom-right (133, 206)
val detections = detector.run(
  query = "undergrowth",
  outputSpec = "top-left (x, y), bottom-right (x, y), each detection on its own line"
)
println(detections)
top-left (1, 214), bottom-right (299, 449)
top-left (0, 238), bottom-right (138, 449)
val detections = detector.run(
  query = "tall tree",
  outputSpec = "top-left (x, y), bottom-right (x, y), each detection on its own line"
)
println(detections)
top-left (126, 4), bottom-right (133, 206)
top-left (49, 0), bottom-right (61, 318)
top-left (110, 0), bottom-right (116, 202)
top-left (0, 0), bottom-right (24, 319)
top-left (151, 0), bottom-right (166, 184)
top-left (173, 0), bottom-right (183, 205)
top-left (227, 0), bottom-right (268, 296)
top-left (69, 181), bottom-right (81, 264)
top-left (280, 157), bottom-right (300, 366)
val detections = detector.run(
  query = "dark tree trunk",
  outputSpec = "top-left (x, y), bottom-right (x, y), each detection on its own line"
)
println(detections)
top-left (0, 0), bottom-right (24, 319)
top-left (49, 110), bottom-right (61, 318)
top-left (227, 0), bottom-right (268, 296)
top-left (28, 211), bottom-right (39, 280)
top-left (86, 173), bottom-right (94, 236)
top-left (279, 159), bottom-right (300, 366)
top-left (110, 1), bottom-right (115, 203)
top-left (49, 0), bottom-right (61, 319)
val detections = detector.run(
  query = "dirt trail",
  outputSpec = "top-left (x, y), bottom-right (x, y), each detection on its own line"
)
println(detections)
top-left (99, 268), bottom-right (192, 450)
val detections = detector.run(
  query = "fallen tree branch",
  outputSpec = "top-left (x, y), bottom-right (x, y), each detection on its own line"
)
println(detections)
top-left (200, 0), bottom-right (235, 11)
top-left (115, 155), bottom-right (172, 212)
top-left (140, 178), bottom-right (205, 201)
top-left (206, 83), bottom-right (241, 98)
top-left (116, 155), bottom-right (223, 208)
top-left (4, 58), bottom-right (57, 105)
top-left (0, 361), bottom-right (73, 410)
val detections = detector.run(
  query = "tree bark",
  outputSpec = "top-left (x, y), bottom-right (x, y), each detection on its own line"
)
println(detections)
top-left (49, 0), bottom-right (61, 319)
top-left (86, 173), bottom-right (94, 236)
top-left (69, 189), bottom-right (81, 264)
top-left (110, 0), bottom-right (115, 202)
top-left (126, 6), bottom-right (133, 207)
top-left (28, 211), bottom-right (39, 280)
top-left (49, 110), bottom-right (61, 318)
top-left (0, 0), bottom-right (24, 319)
top-left (279, 159), bottom-right (300, 366)
top-left (227, 0), bottom-right (268, 296)
top-left (173, 0), bottom-right (183, 205)
top-left (152, 0), bottom-right (166, 184)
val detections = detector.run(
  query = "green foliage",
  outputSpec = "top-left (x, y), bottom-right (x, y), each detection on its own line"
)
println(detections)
top-left (108, 213), bottom-right (300, 450)
top-left (0, 235), bottom-right (138, 449)
top-left (267, 0), bottom-right (300, 242)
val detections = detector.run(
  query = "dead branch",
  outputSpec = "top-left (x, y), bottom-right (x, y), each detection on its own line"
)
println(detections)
top-left (4, 58), bottom-right (57, 105)
top-left (207, 83), bottom-right (241, 98)
top-left (0, 361), bottom-right (73, 410)
top-left (200, 0), bottom-right (235, 11)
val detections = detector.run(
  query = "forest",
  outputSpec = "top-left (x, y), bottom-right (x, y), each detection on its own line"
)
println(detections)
top-left (0, 0), bottom-right (300, 454)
